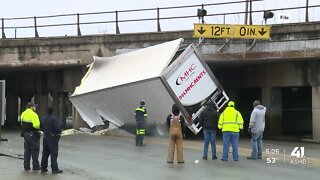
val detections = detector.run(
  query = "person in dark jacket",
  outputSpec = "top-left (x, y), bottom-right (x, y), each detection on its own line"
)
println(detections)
top-left (166, 104), bottom-right (185, 163)
top-left (199, 101), bottom-right (219, 160)
top-left (40, 107), bottom-right (63, 174)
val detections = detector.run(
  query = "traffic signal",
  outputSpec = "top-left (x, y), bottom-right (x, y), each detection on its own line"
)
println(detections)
top-left (197, 9), bottom-right (207, 18)
top-left (263, 11), bottom-right (274, 21)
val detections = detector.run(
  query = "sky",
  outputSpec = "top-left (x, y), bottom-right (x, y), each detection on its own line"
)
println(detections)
top-left (0, 0), bottom-right (319, 38)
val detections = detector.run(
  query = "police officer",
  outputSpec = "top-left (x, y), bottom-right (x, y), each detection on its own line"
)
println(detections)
top-left (40, 107), bottom-right (63, 174)
top-left (218, 101), bottom-right (244, 161)
top-left (135, 100), bottom-right (148, 146)
top-left (20, 102), bottom-right (41, 171)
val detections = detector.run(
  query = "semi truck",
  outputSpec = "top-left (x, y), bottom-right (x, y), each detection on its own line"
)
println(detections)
top-left (70, 38), bottom-right (229, 135)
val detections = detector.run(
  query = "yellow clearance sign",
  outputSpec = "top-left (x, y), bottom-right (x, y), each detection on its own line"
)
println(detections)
top-left (234, 25), bottom-right (270, 39)
top-left (193, 24), bottom-right (233, 38)
top-left (194, 24), bottom-right (270, 39)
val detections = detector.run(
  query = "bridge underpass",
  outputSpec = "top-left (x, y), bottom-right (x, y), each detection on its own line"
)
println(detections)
top-left (0, 22), bottom-right (320, 142)
top-left (0, 66), bottom-right (86, 128)
top-left (209, 59), bottom-right (318, 140)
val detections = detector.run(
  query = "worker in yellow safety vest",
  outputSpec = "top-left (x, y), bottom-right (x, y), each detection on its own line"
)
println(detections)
top-left (20, 102), bottom-right (41, 171)
top-left (218, 101), bottom-right (243, 161)
top-left (135, 100), bottom-right (148, 146)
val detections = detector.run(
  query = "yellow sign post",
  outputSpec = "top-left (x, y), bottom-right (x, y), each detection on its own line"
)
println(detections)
top-left (194, 24), bottom-right (270, 39)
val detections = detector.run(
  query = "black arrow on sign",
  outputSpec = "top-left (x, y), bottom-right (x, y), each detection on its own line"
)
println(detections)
top-left (197, 27), bottom-right (206, 35)
top-left (258, 28), bottom-right (267, 36)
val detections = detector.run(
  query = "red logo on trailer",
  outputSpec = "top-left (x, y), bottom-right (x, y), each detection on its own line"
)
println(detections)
top-left (176, 63), bottom-right (196, 85)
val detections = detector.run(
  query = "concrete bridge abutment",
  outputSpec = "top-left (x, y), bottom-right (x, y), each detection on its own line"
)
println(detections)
top-left (312, 86), bottom-right (320, 142)
top-left (262, 87), bottom-right (282, 138)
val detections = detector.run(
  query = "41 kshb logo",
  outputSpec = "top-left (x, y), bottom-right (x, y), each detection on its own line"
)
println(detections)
top-left (290, 147), bottom-right (306, 165)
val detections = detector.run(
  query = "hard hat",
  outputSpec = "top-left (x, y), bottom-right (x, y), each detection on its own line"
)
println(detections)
top-left (228, 101), bottom-right (235, 107)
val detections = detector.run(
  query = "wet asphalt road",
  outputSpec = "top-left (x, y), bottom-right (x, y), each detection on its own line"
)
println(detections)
top-left (1, 130), bottom-right (320, 180)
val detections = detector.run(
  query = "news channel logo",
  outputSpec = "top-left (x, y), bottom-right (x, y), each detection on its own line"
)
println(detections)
top-left (290, 147), bottom-right (307, 165)
top-left (265, 147), bottom-right (307, 165)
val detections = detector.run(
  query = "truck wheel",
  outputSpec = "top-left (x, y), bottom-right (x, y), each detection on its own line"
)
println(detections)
top-left (155, 124), bottom-right (167, 136)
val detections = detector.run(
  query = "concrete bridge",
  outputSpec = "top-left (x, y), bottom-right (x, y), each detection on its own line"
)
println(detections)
top-left (1, 22), bottom-right (320, 142)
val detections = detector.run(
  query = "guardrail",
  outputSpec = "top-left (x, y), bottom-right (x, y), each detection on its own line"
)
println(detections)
top-left (1, 0), bottom-right (319, 38)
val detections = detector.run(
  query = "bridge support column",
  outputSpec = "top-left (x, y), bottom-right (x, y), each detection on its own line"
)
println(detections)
top-left (59, 93), bottom-right (68, 129)
top-left (72, 106), bottom-right (88, 129)
top-left (312, 86), bottom-right (320, 142)
top-left (262, 87), bottom-right (282, 138)
top-left (19, 94), bottom-right (33, 114)
top-left (52, 92), bottom-right (68, 129)
top-left (35, 93), bottom-right (48, 118)
top-left (5, 94), bottom-right (19, 126)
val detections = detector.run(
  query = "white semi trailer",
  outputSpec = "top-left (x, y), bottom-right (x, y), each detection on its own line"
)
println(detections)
top-left (70, 38), bottom-right (228, 135)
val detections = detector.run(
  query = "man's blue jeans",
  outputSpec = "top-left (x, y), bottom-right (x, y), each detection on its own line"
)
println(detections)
top-left (222, 132), bottom-right (239, 161)
top-left (203, 129), bottom-right (216, 158)
top-left (251, 132), bottom-right (263, 159)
